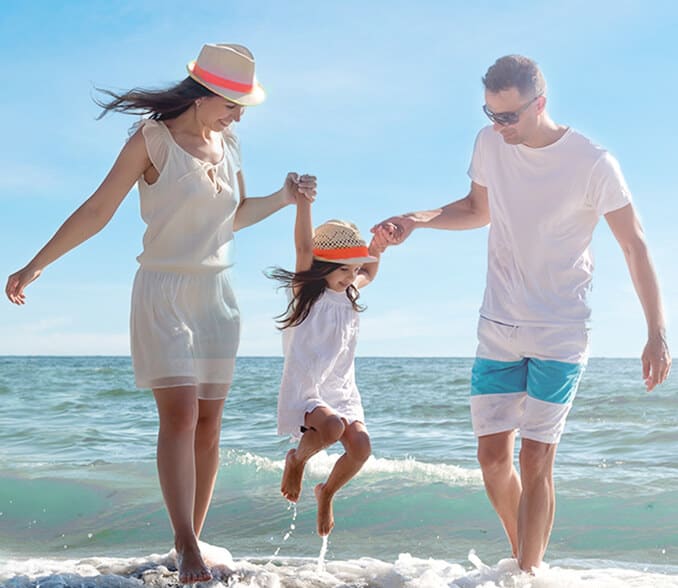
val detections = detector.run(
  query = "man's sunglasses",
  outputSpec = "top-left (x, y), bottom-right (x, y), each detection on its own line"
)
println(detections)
top-left (482, 94), bottom-right (542, 126)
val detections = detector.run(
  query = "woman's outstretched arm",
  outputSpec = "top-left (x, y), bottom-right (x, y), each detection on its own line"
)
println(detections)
top-left (6, 130), bottom-right (151, 304)
top-left (233, 172), bottom-right (317, 231)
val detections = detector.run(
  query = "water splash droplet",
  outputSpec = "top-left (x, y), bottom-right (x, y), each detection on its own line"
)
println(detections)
top-left (317, 535), bottom-right (329, 574)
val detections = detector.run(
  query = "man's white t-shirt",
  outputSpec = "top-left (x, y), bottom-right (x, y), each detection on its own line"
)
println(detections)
top-left (468, 125), bottom-right (632, 327)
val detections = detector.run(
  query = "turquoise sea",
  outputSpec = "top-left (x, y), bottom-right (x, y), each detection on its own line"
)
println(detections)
top-left (0, 356), bottom-right (676, 587)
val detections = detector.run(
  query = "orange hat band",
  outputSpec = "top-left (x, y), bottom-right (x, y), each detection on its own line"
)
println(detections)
top-left (313, 246), bottom-right (370, 260)
top-left (192, 63), bottom-right (254, 93)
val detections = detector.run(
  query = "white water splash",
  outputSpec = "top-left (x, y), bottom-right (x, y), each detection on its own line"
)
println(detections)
top-left (272, 501), bottom-right (297, 559)
top-left (316, 535), bottom-right (329, 574)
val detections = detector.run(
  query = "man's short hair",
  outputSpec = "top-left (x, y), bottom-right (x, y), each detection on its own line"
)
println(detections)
top-left (482, 55), bottom-right (546, 98)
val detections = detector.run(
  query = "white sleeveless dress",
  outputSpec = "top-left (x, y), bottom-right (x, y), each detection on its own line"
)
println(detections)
top-left (277, 288), bottom-right (365, 438)
top-left (130, 119), bottom-right (241, 396)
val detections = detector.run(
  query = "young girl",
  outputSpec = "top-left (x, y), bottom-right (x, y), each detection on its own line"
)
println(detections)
top-left (268, 195), bottom-right (391, 536)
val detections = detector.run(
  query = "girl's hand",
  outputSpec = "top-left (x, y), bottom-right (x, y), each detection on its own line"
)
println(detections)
top-left (5, 265), bottom-right (42, 305)
top-left (282, 172), bottom-right (317, 205)
top-left (369, 224), bottom-right (394, 255)
top-left (371, 216), bottom-right (413, 245)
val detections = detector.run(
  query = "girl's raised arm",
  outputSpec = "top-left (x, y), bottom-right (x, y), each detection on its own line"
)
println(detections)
top-left (5, 129), bottom-right (152, 305)
top-left (294, 188), bottom-right (314, 274)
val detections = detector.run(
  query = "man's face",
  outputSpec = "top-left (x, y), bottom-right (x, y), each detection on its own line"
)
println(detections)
top-left (483, 87), bottom-right (542, 145)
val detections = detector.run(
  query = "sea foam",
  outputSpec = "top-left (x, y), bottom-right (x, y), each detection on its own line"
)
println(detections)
top-left (3, 548), bottom-right (678, 587)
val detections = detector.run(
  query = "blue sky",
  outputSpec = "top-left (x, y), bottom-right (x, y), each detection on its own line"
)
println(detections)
top-left (1, 0), bottom-right (676, 359)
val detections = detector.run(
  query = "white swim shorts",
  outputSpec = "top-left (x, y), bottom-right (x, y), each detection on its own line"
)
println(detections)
top-left (470, 316), bottom-right (590, 444)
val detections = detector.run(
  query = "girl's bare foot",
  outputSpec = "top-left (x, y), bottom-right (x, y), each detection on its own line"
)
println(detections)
top-left (314, 483), bottom-right (335, 536)
top-left (176, 543), bottom-right (212, 584)
top-left (281, 448), bottom-right (305, 502)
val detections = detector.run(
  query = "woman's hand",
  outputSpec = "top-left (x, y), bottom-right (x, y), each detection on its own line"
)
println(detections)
top-left (5, 265), bottom-right (43, 305)
top-left (281, 172), bottom-right (317, 205)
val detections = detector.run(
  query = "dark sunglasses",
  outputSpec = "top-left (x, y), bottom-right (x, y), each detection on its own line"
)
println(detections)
top-left (482, 94), bottom-right (542, 126)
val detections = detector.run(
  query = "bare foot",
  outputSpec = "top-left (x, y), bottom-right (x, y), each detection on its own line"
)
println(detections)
top-left (281, 448), bottom-right (305, 502)
top-left (176, 545), bottom-right (212, 584)
top-left (315, 483), bottom-right (335, 536)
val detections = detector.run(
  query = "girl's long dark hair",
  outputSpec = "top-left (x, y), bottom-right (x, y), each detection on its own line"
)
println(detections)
top-left (267, 260), bottom-right (364, 329)
top-left (94, 77), bottom-right (216, 121)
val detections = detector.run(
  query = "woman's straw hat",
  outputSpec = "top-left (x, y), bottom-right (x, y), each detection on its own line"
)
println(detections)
top-left (312, 220), bottom-right (378, 265)
top-left (187, 43), bottom-right (266, 106)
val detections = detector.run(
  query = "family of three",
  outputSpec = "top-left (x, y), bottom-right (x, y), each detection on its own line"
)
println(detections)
top-left (5, 43), bottom-right (671, 584)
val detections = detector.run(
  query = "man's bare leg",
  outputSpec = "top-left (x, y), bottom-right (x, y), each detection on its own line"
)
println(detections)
top-left (517, 438), bottom-right (558, 571)
top-left (477, 431), bottom-right (521, 557)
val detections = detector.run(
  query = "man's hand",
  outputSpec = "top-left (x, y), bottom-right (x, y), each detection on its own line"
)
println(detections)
top-left (371, 215), bottom-right (416, 245)
top-left (642, 332), bottom-right (671, 391)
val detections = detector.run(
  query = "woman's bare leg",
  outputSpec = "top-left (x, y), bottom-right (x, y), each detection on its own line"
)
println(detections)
top-left (153, 386), bottom-right (211, 584)
top-left (193, 395), bottom-right (226, 538)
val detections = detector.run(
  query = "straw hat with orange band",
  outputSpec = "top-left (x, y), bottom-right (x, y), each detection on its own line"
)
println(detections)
top-left (312, 220), bottom-right (378, 265)
top-left (187, 43), bottom-right (266, 106)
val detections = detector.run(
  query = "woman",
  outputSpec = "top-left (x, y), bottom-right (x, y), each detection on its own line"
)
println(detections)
top-left (5, 43), bottom-right (317, 584)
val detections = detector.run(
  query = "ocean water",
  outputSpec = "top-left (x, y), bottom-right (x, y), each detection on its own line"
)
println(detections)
top-left (0, 356), bottom-right (676, 587)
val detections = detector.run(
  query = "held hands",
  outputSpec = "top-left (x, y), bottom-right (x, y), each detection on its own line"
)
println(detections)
top-left (6, 265), bottom-right (42, 305)
top-left (369, 223), bottom-right (398, 256)
top-left (282, 172), bottom-right (317, 206)
top-left (642, 333), bottom-right (671, 392)
top-left (371, 215), bottom-right (416, 246)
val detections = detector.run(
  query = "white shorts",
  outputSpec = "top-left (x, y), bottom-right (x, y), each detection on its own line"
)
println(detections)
top-left (470, 317), bottom-right (589, 444)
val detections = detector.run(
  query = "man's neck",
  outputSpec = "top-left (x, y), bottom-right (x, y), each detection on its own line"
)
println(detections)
top-left (523, 116), bottom-right (568, 149)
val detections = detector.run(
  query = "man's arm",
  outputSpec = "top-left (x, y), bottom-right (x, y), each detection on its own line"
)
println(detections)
top-left (372, 181), bottom-right (490, 244)
top-left (605, 203), bottom-right (671, 391)
top-left (354, 225), bottom-right (392, 289)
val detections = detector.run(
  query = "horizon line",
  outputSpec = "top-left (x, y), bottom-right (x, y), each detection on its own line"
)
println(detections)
top-left (0, 354), bottom-right (641, 360)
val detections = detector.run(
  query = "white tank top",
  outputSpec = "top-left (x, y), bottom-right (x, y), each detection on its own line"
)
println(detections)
top-left (135, 119), bottom-right (241, 272)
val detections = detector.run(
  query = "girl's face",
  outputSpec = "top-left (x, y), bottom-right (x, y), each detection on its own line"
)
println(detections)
top-left (325, 264), bottom-right (362, 292)
top-left (199, 95), bottom-right (245, 131)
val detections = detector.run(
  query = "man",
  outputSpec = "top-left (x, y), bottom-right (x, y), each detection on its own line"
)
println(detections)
top-left (375, 55), bottom-right (671, 571)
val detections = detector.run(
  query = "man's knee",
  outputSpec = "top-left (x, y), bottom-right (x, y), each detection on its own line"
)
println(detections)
top-left (477, 434), bottom-right (514, 474)
top-left (519, 438), bottom-right (557, 482)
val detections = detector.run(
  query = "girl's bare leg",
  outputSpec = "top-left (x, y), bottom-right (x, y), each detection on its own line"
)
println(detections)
top-left (153, 387), bottom-right (212, 585)
top-left (315, 421), bottom-right (371, 536)
top-left (281, 406), bottom-right (345, 502)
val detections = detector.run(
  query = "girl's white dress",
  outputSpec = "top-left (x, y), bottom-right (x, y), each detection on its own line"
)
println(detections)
top-left (130, 120), bottom-right (241, 396)
top-left (277, 288), bottom-right (365, 438)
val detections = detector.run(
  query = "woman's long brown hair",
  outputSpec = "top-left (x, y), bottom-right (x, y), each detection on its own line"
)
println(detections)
top-left (94, 77), bottom-right (216, 120)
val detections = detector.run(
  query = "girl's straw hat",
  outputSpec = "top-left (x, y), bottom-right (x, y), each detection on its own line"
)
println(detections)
top-left (312, 220), bottom-right (378, 265)
top-left (187, 43), bottom-right (266, 106)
